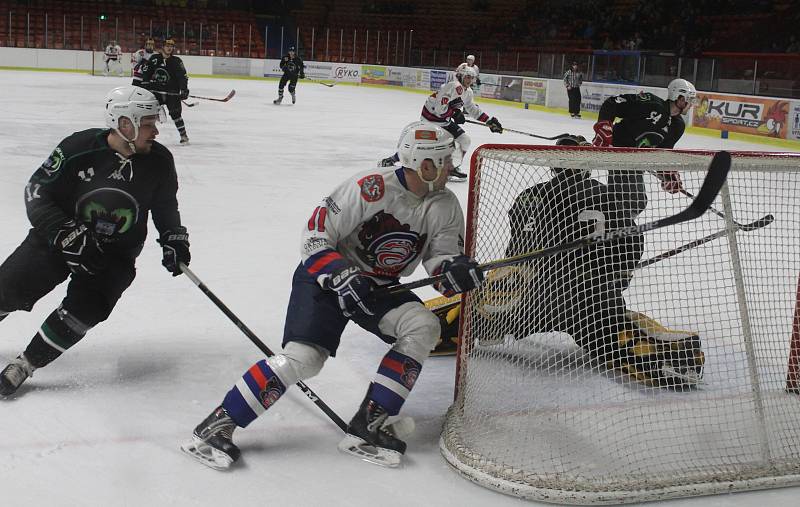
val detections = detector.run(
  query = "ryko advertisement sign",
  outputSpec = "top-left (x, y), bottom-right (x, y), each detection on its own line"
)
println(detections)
top-left (693, 93), bottom-right (791, 139)
top-left (332, 64), bottom-right (360, 82)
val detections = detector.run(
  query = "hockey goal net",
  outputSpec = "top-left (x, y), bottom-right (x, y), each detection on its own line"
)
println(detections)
top-left (91, 49), bottom-right (132, 77)
top-left (440, 145), bottom-right (800, 504)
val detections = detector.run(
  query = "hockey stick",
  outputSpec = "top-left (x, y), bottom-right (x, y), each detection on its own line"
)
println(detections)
top-left (182, 100), bottom-right (198, 107)
top-left (464, 118), bottom-right (572, 141)
top-left (649, 170), bottom-right (766, 229)
top-left (383, 150), bottom-right (732, 295)
top-left (307, 78), bottom-right (335, 87)
top-left (179, 263), bottom-right (348, 432)
top-left (190, 89), bottom-right (236, 102)
top-left (637, 213), bottom-right (774, 270)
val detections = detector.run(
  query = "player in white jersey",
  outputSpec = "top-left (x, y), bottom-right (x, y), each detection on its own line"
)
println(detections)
top-left (182, 123), bottom-right (485, 470)
top-left (103, 41), bottom-right (123, 76)
top-left (131, 38), bottom-right (156, 85)
top-left (455, 54), bottom-right (481, 89)
top-left (379, 65), bottom-right (503, 180)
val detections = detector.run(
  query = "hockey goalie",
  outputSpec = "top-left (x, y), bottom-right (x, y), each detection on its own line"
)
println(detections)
top-left (103, 40), bottom-right (124, 76)
top-left (433, 135), bottom-right (705, 389)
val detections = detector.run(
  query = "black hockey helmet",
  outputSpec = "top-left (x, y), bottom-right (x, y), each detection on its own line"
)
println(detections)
top-left (552, 135), bottom-right (591, 178)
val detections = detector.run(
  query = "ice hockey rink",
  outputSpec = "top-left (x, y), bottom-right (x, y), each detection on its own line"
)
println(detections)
top-left (0, 69), bottom-right (799, 507)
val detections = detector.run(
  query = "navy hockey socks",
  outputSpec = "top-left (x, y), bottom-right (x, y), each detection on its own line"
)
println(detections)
top-left (222, 359), bottom-right (287, 427)
top-left (368, 350), bottom-right (422, 415)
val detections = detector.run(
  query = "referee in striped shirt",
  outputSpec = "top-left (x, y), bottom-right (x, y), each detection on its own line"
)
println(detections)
top-left (564, 61), bottom-right (584, 118)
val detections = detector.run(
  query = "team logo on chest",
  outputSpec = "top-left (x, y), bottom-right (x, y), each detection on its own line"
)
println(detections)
top-left (356, 211), bottom-right (427, 276)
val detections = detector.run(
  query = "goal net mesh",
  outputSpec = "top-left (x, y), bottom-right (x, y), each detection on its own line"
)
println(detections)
top-left (439, 145), bottom-right (800, 504)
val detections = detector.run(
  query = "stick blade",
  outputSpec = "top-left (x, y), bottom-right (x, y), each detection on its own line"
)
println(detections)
top-left (659, 150), bottom-right (731, 228)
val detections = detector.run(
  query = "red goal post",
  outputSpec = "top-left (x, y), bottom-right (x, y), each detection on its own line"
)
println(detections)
top-left (443, 144), bottom-right (800, 504)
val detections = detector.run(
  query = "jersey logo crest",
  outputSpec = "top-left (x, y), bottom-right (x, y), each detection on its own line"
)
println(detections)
top-left (41, 147), bottom-right (65, 177)
top-left (357, 174), bottom-right (385, 202)
top-left (356, 211), bottom-right (427, 276)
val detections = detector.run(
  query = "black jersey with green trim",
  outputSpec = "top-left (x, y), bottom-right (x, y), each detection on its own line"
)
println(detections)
top-left (140, 53), bottom-right (188, 93)
top-left (597, 92), bottom-right (686, 148)
top-left (25, 128), bottom-right (182, 256)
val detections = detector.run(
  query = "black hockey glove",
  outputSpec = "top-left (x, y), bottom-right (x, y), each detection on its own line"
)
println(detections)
top-left (52, 221), bottom-right (107, 276)
top-left (180, 89), bottom-right (190, 100)
top-left (486, 117), bottom-right (503, 133)
top-left (323, 265), bottom-right (376, 318)
top-left (452, 109), bottom-right (466, 125)
top-left (475, 77), bottom-right (482, 86)
top-left (158, 226), bottom-right (190, 276)
top-left (299, 72), bottom-right (306, 79)
top-left (436, 255), bottom-right (484, 297)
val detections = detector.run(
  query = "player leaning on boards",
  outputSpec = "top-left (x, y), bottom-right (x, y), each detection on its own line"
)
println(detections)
top-left (592, 78), bottom-right (699, 192)
top-left (379, 66), bottom-right (503, 181)
top-left (140, 38), bottom-right (191, 144)
top-left (182, 123), bottom-right (484, 470)
top-left (0, 86), bottom-right (191, 396)
top-left (131, 37), bottom-right (157, 86)
top-left (273, 46), bottom-right (306, 105)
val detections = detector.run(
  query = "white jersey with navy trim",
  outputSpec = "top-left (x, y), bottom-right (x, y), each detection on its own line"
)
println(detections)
top-left (300, 167), bottom-right (465, 284)
top-left (421, 79), bottom-right (488, 124)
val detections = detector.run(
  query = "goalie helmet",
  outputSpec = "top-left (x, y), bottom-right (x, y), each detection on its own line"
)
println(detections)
top-left (397, 122), bottom-right (457, 191)
top-left (105, 86), bottom-right (162, 145)
top-left (552, 135), bottom-right (591, 178)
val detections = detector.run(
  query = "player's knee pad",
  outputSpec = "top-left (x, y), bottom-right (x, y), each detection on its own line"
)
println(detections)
top-left (379, 302), bottom-right (440, 363)
top-left (267, 341), bottom-right (329, 385)
top-left (455, 131), bottom-right (471, 153)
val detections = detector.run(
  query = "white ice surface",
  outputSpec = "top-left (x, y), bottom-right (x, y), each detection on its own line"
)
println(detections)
top-left (0, 70), bottom-right (798, 507)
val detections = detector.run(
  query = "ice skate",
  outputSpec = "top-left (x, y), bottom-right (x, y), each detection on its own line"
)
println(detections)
top-left (291, 91), bottom-right (296, 104)
top-left (449, 166), bottom-right (468, 181)
top-left (338, 396), bottom-right (406, 468)
top-left (179, 134), bottom-right (190, 145)
top-left (181, 405), bottom-right (241, 470)
top-left (273, 93), bottom-right (283, 105)
top-left (0, 354), bottom-right (34, 396)
top-left (379, 156), bottom-right (397, 168)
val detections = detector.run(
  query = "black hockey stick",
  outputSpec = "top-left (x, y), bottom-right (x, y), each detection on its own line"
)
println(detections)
top-left (190, 89), bottom-right (235, 102)
top-left (383, 150), bottom-right (732, 295)
top-left (307, 78), bottom-right (335, 87)
top-left (637, 213), bottom-right (773, 270)
top-left (179, 263), bottom-right (348, 432)
top-left (182, 100), bottom-right (198, 107)
top-left (464, 118), bottom-right (571, 141)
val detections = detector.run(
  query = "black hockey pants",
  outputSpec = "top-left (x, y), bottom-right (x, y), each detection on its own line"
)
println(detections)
top-left (279, 74), bottom-right (299, 94)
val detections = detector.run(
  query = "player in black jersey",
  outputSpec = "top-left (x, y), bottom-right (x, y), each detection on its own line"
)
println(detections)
top-left (273, 46), bottom-right (305, 105)
top-left (0, 86), bottom-right (191, 396)
top-left (140, 38), bottom-right (190, 144)
top-left (592, 78), bottom-right (698, 194)
top-left (474, 135), bottom-right (704, 388)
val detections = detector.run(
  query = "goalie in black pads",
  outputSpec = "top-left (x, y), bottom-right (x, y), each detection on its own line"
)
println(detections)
top-left (450, 135), bottom-right (704, 388)
top-left (0, 86), bottom-right (191, 396)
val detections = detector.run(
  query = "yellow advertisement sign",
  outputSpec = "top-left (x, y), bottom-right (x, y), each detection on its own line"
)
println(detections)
top-left (693, 93), bottom-right (790, 139)
top-left (361, 65), bottom-right (389, 85)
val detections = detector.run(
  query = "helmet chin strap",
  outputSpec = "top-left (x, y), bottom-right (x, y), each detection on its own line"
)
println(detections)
top-left (114, 122), bottom-right (139, 154)
top-left (417, 165), bottom-right (442, 192)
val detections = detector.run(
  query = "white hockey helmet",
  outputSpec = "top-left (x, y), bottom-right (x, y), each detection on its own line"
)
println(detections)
top-left (667, 78), bottom-right (698, 112)
top-left (398, 123), bottom-right (457, 191)
top-left (105, 85), bottom-right (163, 145)
top-left (466, 54), bottom-right (476, 63)
top-left (456, 65), bottom-right (477, 83)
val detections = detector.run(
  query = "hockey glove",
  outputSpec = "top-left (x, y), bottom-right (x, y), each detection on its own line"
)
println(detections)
top-left (655, 170), bottom-right (684, 194)
top-left (180, 89), bottom-right (190, 100)
top-left (323, 265), bottom-right (376, 318)
top-left (52, 221), bottom-right (107, 276)
top-left (486, 117), bottom-right (503, 133)
top-left (299, 72), bottom-right (306, 79)
top-left (475, 77), bottom-right (482, 86)
top-left (592, 120), bottom-right (614, 146)
top-left (158, 226), bottom-right (190, 276)
top-left (435, 255), bottom-right (485, 297)
top-left (451, 109), bottom-right (466, 125)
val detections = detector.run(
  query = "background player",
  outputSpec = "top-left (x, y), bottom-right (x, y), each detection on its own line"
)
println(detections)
top-left (181, 123), bottom-right (484, 470)
top-left (131, 37), bottom-right (156, 86)
top-left (472, 135), bottom-right (704, 388)
top-left (0, 86), bottom-right (191, 396)
top-left (103, 40), bottom-right (124, 76)
top-left (455, 54), bottom-right (481, 89)
top-left (379, 66), bottom-right (502, 180)
top-left (140, 38), bottom-right (190, 144)
top-left (592, 78), bottom-right (698, 192)
top-left (273, 46), bottom-right (305, 105)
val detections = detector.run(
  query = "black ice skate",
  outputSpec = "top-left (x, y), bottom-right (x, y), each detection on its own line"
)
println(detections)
top-left (337, 395), bottom-right (406, 468)
top-left (180, 405), bottom-right (241, 470)
top-left (0, 354), bottom-right (34, 396)
top-left (449, 167), bottom-right (468, 181)
top-left (179, 134), bottom-right (190, 145)
top-left (291, 91), bottom-right (296, 104)
top-left (379, 156), bottom-right (397, 167)
top-left (273, 93), bottom-right (283, 105)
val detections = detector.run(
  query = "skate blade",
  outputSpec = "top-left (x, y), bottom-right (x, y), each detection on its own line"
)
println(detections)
top-left (662, 365), bottom-right (705, 387)
top-left (337, 434), bottom-right (402, 468)
top-left (180, 436), bottom-right (234, 471)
